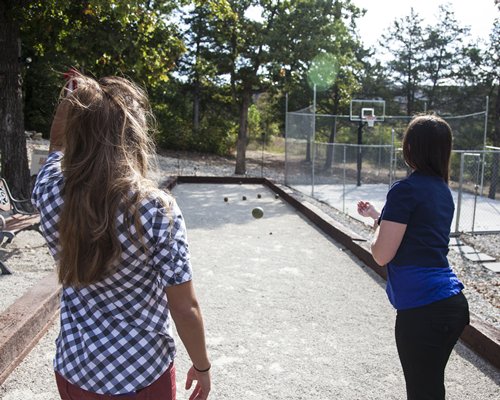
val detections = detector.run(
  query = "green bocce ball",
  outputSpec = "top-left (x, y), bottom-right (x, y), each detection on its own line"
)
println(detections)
top-left (252, 207), bottom-right (264, 219)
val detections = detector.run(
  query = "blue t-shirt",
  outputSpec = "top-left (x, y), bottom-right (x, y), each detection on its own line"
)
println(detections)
top-left (380, 171), bottom-right (464, 310)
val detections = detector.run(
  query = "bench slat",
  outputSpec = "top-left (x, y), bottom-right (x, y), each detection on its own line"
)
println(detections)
top-left (0, 178), bottom-right (42, 275)
top-left (4, 214), bottom-right (40, 234)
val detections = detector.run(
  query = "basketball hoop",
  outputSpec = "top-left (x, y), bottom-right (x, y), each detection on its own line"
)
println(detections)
top-left (365, 115), bottom-right (376, 128)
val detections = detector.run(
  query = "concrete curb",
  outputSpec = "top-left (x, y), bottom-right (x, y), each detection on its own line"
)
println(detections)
top-left (0, 271), bottom-right (60, 385)
top-left (170, 175), bottom-right (500, 369)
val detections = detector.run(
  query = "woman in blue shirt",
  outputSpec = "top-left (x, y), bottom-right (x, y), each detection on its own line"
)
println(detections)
top-left (358, 115), bottom-right (469, 400)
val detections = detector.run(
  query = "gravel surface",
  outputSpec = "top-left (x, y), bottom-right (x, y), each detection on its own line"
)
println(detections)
top-left (0, 231), bottom-right (54, 314)
top-left (152, 144), bottom-right (500, 329)
top-left (297, 195), bottom-right (500, 329)
top-left (1, 183), bottom-right (498, 399)
top-left (2, 139), bottom-right (498, 324)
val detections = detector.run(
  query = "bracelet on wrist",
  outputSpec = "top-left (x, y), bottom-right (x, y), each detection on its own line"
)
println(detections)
top-left (193, 363), bottom-right (211, 373)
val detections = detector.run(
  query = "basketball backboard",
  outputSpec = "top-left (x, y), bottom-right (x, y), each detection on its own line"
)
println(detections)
top-left (350, 99), bottom-right (385, 122)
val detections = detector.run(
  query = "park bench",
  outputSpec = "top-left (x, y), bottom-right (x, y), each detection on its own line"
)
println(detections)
top-left (0, 178), bottom-right (41, 275)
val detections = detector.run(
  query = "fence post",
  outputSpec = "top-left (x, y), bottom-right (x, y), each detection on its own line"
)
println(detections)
top-left (312, 142), bottom-right (315, 197)
top-left (342, 145), bottom-right (346, 213)
top-left (311, 85), bottom-right (316, 197)
top-left (455, 152), bottom-right (465, 234)
top-left (471, 154), bottom-right (482, 232)
top-left (480, 96), bottom-right (489, 196)
top-left (284, 93), bottom-right (289, 186)
top-left (356, 121), bottom-right (363, 186)
top-left (389, 128), bottom-right (395, 187)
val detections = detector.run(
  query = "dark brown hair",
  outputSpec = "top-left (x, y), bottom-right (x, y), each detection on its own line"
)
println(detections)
top-left (402, 115), bottom-right (453, 182)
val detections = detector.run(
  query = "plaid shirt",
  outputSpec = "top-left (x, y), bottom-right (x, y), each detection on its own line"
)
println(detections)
top-left (32, 152), bottom-right (193, 395)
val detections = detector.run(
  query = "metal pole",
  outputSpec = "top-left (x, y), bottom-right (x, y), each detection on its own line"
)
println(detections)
top-left (332, 116), bottom-right (337, 166)
top-left (311, 84), bottom-right (316, 197)
top-left (455, 152), bottom-right (465, 234)
top-left (480, 95), bottom-right (489, 196)
top-left (356, 119), bottom-right (363, 186)
top-left (378, 133), bottom-right (382, 176)
top-left (285, 92), bottom-right (289, 186)
top-left (261, 131), bottom-right (265, 178)
top-left (389, 128), bottom-right (395, 187)
top-left (472, 155), bottom-right (481, 232)
top-left (343, 145), bottom-right (346, 213)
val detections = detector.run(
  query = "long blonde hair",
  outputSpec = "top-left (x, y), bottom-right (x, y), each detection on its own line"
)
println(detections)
top-left (57, 73), bottom-right (166, 286)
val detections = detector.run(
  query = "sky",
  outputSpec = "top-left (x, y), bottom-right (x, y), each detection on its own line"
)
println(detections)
top-left (353, 0), bottom-right (498, 48)
top-left (246, 1), bottom-right (498, 49)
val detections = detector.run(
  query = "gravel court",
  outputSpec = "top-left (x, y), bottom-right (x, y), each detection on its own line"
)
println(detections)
top-left (0, 231), bottom-right (54, 314)
top-left (172, 183), bottom-right (499, 399)
top-left (0, 182), bottom-right (498, 399)
top-left (293, 183), bottom-right (500, 233)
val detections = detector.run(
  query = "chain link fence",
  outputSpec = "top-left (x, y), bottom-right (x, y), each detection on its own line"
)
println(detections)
top-left (285, 111), bottom-right (500, 234)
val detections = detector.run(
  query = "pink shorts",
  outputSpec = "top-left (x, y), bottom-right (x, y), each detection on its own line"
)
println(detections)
top-left (55, 363), bottom-right (176, 399)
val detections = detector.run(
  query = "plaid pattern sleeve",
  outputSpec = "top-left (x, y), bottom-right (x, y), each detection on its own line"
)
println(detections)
top-left (151, 199), bottom-right (193, 288)
top-left (32, 154), bottom-right (194, 395)
top-left (32, 151), bottom-right (64, 202)
top-left (31, 151), bottom-right (65, 260)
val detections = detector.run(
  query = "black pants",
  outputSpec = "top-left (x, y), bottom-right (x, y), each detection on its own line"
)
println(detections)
top-left (395, 292), bottom-right (469, 400)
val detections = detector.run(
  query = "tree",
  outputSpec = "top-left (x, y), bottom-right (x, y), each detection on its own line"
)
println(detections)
top-left (319, 1), bottom-right (365, 170)
top-left (380, 8), bottom-right (426, 115)
top-left (456, 17), bottom-right (500, 198)
top-left (179, 1), bottom-right (235, 141)
top-left (1, 0), bottom-right (187, 197)
top-left (184, 4), bottom-right (209, 134)
top-left (0, 0), bottom-right (30, 198)
top-left (201, 0), bottom-right (366, 174)
top-left (483, 19), bottom-right (500, 199)
top-left (20, 0), bottom-right (185, 133)
top-left (422, 4), bottom-right (472, 109)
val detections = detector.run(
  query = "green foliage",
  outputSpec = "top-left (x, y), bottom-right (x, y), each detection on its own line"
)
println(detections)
top-left (20, 0), bottom-right (185, 134)
top-left (151, 81), bottom-right (237, 155)
top-left (22, 1), bottom-right (183, 83)
top-left (379, 8), bottom-right (425, 115)
top-left (375, 5), bottom-right (494, 120)
top-left (248, 104), bottom-right (263, 140)
top-left (267, 1), bottom-right (366, 134)
top-left (422, 4), bottom-right (476, 109)
top-left (15, 0), bottom-right (499, 158)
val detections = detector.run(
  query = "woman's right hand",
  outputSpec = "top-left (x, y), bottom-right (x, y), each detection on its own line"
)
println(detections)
top-left (185, 366), bottom-right (211, 400)
top-left (357, 201), bottom-right (380, 220)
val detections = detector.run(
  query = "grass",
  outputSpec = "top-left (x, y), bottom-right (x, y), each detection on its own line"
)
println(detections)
top-left (247, 136), bottom-right (286, 154)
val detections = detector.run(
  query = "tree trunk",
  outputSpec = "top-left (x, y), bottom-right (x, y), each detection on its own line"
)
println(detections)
top-left (488, 84), bottom-right (500, 199)
top-left (235, 89), bottom-right (251, 175)
top-left (0, 1), bottom-right (30, 199)
top-left (193, 18), bottom-right (201, 134)
top-left (406, 81), bottom-right (414, 116)
top-left (305, 139), bottom-right (311, 163)
top-left (323, 85), bottom-right (340, 171)
top-left (323, 118), bottom-right (336, 171)
top-left (193, 77), bottom-right (200, 133)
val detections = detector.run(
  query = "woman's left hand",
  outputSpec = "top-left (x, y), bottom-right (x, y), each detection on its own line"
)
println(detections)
top-left (357, 201), bottom-right (380, 220)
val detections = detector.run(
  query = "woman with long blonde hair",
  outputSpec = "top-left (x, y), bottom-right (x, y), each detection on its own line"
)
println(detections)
top-left (32, 73), bottom-right (211, 399)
